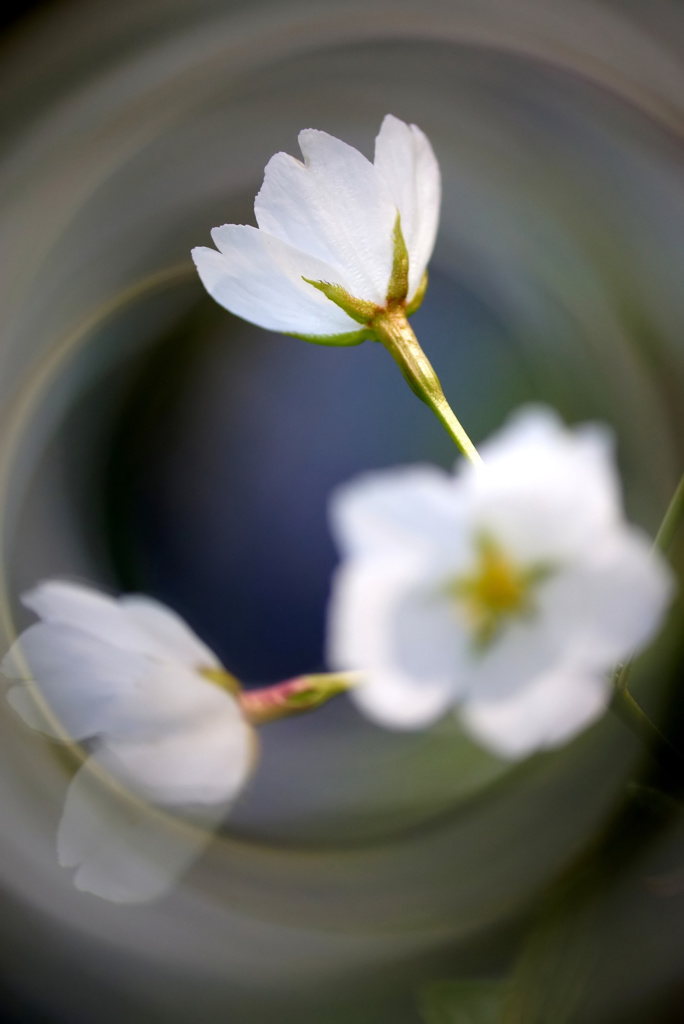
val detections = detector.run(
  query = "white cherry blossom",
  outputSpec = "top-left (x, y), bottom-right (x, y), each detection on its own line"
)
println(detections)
top-left (3, 581), bottom-right (255, 902)
top-left (192, 114), bottom-right (441, 342)
top-left (327, 407), bottom-right (675, 758)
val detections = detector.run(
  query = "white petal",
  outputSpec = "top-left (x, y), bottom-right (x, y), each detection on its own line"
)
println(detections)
top-left (351, 666), bottom-right (455, 730)
top-left (6, 682), bottom-right (66, 738)
top-left (461, 407), bottom-right (622, 564)
top-left (374, 114), bottom-right (441, 300)
top-left (446, 526), bottom-right (672, 706)
top-left (456, 605), bottom-right (566, 704)
top-left (254, 151), bottom-right (352, 277)
top-left (329, 464), bottom-right (467, 562)
top-left (3, 623), bottom-right (146, 739)
top-left (328, 555), bottom-right (463, 729)
top-left (97, 662), bottom-right (235, 738)
top-left (542, 530), bottom-right (675, 668)
top-left (118, 595), bottom-right (220, 670)
top-left (101, 707), bottom-right (254, 807)
top-left (3, 624), bottom-right (237, 746)
top-left (99, 668), bottom-right (255, 804)
top-left (58, 753), bottom-right (228, 903)
top-left (255, 129), bottom-right (397, 303)
top-left (192, 229), bottom-right (360, 336)
top-left (460, 667), bottom-right (609, 759)
top-left (21, 580), bottom-right (165, 657)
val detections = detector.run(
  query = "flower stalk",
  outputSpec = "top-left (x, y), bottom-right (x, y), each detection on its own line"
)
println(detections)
top-left (610, 681), bottom-right (674, 755)
top-left (654, 471), bottom-right (684, 556)
top-left (370, 308), bottom-right (482, 466)
top-left (239, 672), bottom-right (360, 726)
top-left (609, 467), bottom-right (684, 752)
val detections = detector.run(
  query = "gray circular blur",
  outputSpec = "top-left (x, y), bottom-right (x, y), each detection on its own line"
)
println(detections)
top-left (0, 1), bottom-right (684, 1022)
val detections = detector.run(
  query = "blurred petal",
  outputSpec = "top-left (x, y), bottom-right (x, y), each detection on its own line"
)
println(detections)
top-left (100, 674), bottom-right (255, 804)
top-left (101, 715), bottom-right (254, 807)
top-left (6, 682), bottom-right (65, 738)
top-left (543, 531), bottom-right (675, 667)
top-left (328, 556), bottom-right (463, 728)
top-left (458, 605), bottom-right (565, 703)
top-left (21, 580), bottom-right (162, 658)
top-left (58, 752), bottom-right (228, 903)
top-left (461, 668), bottom-right (609, 759)
top-left (374, 114), bottom-right (441, 299)
top-left (119, 595), bottom-right (220, 669)
top-left (192, 228), bottom-right (359, 335)
top-left (329, 464), bottom-right (467, 561)
top-left (351, 666), bottom-right (455, 730)
top-left (462, 407), bottom-right (621, 564)
top-left (103, 662), bottom-right (242, 739)
top-left (3, 623), bottom-right (146, 739)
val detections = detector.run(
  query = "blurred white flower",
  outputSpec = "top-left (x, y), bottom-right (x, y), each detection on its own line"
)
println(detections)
top-left (327, 407), bottom-right (675, 759)
top-left (3, 581), bottom-right (255, 902)
top-left (192, 114), bottom-right (440, 342)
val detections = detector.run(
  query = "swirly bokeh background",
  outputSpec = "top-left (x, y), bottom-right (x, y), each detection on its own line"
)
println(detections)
top-left (1, 1), bottom-right (684, 1021)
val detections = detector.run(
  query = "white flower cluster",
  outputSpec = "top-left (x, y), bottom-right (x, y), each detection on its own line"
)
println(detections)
top-left (327, 407), bottom-right (674, 758)
top-left (3, 582), bottom-right (254, 902)
top-left (2, 116), bottom-right (676, 905)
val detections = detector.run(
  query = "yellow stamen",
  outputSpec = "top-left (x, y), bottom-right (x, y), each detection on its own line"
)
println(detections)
top-left (449, 535), bottom-right (552, 649)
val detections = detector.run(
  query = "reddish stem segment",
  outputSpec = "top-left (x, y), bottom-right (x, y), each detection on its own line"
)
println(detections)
top-left (239, 672), bottom-right (359, 725)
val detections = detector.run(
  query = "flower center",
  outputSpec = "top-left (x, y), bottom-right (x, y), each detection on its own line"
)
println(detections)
top-left (448, 535), bottom-right (552, 649)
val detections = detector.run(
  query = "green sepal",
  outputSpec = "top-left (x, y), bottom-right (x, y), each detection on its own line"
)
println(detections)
top-left (406, 270), bottom-right (429, 316)
top-left (302, 278), bottom-right (380, 324)
top-left (287, 328), bottom-right (372, 346)
top-left (200, 667), bottom-right (242, 696)
top-left (385, 213), bottom-right (410, 304)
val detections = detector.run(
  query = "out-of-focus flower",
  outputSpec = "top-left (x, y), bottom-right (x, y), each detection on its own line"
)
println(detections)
top-left (327, 407), bottom-right (675, 759)
top-left (3, 581), bottom-right (255, 902)
top-left (192, 114), bottom-right (440, 343)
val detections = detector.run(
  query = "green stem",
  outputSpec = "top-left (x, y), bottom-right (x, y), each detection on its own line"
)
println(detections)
top-left (239, 672), bottom-right (360, 725)
top-left (654, 472), bottom-right (684, 555)
top-left (370, 309), bottom-right (482, 466)
top-left (610, 683), bottom-right (674, 754)
top-left (611, 468), bottom-right (684, 751)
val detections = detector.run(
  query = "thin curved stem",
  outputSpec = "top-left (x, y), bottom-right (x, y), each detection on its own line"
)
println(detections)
top-left (610, 468), bottom-right (684, 752)
top-left (654, 472), bottom-right (684, 555)
top-left (610, 683), bottom-right (675, 755)
top-left (370, 309), bottom-right (482, 466)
